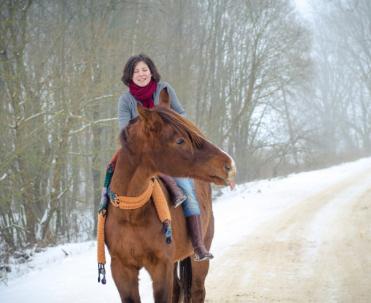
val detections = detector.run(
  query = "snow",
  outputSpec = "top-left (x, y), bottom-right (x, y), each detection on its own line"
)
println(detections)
top-left (1, 157), bottom-right (371, 302)
top-left (0, 173), bottom-right (7, 182)
top-left (305, 170), bottom-right (371, 261)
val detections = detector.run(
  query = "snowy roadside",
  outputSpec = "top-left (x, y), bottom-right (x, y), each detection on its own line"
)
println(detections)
top-left (1, 157), bottom-right (371, 303)
top-left (1, 242), bottom-right (96, 282)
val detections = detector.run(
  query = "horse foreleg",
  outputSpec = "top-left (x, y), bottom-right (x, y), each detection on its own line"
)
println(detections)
top-left (111, 257), bottom-right (141, 303)
top-left (190, 258), bottom-right (210, 302)
top-left (190, 209), bottom-right (214, 302)
top-left (146, 260), bottom-right (173, 303)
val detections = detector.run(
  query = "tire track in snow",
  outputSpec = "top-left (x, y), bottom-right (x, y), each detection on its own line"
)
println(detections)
top-left (206, 169), bottom-right (371, 302)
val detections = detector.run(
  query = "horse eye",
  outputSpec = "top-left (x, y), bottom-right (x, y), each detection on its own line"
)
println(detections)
top-left (176, 138), bottom-right (185, 145)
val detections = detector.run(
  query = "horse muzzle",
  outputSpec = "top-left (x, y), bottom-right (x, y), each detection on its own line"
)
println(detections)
top-left (224, 160), bottom-right (237, 189)
top-left (209, 158), bottom-right (236, 188)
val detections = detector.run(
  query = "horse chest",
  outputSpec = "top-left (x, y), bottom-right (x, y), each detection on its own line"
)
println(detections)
top-left (106, 214), bottom-right (172, 264)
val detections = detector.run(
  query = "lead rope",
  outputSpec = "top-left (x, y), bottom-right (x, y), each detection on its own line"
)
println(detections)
top-left (96, 154), bottom-right (173, 285)
top-left (97, 159), bottom-right (116, 284)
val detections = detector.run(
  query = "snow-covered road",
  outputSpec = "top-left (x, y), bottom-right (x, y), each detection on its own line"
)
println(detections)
top-left (1, 157), bottom-right (371, 302)
top-left (206, 161), bottom-right (371, 302)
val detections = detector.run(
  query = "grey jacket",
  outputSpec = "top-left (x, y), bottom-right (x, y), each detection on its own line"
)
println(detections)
top-left (118, 81), bottom-right (186, 130)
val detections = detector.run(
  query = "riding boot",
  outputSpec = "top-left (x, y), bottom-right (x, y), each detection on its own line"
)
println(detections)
top-left (159, 174), bottom-right (186, 208)
top-left (186, 215), bottom-right (214, 262)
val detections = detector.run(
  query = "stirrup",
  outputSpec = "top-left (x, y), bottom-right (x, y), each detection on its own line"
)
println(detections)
top-left (173, 195), bottom-right (186, 208)
top-left (194, 251), bottom-right (214, 262)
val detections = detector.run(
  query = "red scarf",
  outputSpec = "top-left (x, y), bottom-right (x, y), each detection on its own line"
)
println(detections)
top-left (129, 80), bottom-right (157, 108)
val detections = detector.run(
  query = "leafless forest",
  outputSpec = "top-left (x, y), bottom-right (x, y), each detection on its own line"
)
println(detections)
top-left (0, 0), bottom-right (370, 259)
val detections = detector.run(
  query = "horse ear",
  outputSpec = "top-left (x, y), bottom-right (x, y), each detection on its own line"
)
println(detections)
top-left (137, 104), bottom-right (152, 122)
top-left (158, 88), bottom-right (170, 109)
top-left (137, 104), bottom-right (162, 132)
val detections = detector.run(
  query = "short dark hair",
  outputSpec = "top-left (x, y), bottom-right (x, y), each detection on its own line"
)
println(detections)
top-left (121, 54), bottom-right (161, 86)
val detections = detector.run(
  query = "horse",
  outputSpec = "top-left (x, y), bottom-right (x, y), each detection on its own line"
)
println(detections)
top-left (105, 94), bottom-right (236, 302)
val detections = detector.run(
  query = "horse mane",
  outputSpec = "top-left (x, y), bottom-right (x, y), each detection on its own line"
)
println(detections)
top-left (156, 107), bottom-right (206, 149)
top-left (119, 107), bottom-right (207, 150)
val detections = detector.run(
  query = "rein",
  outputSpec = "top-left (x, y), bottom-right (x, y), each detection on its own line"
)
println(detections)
top-left (108, 179), bottom-right (155, 209)
top-left (97, 153), bottom-right (172, 285)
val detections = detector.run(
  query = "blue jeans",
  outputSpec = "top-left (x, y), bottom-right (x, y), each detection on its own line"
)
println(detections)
top-left (174, 178), bottom-right (200, 217)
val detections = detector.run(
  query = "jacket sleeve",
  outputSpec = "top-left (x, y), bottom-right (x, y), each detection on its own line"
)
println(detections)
top-left (167, 84), bottom-right (186, 117)
top-left (118, 94), bottom-right (132, 131)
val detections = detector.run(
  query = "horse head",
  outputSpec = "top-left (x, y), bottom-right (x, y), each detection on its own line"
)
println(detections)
top-left (120, 105), bottom-right (236, 187)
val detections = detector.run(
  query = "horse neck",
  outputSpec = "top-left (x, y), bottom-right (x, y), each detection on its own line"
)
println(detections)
top-left (110, 149), bottom-right (155, 197)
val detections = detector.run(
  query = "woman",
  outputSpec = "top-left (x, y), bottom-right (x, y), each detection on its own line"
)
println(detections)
top-left (114, 54), bottom-right (213, 261)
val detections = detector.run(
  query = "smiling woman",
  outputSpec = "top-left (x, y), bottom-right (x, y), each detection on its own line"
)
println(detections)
top-left (118, 54), bottom-right (184, 128)
top-left (132, 61), bottom-right (152, 87)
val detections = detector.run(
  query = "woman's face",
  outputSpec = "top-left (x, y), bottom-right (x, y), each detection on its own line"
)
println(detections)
top-left (132, 61), bottom-right (152, 87)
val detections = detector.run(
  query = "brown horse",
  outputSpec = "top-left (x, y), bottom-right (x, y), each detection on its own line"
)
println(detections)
top-left (105, 100), bottom-right (236, 302)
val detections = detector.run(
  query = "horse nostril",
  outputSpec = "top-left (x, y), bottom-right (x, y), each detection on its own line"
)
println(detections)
top-left (224, 164), bottom-right (231, 172)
